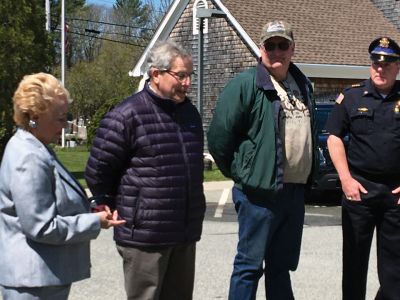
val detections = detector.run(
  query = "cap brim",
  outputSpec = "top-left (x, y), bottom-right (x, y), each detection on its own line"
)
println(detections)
top-left (261, 33), bottom-right (293, 43)
top-left (370, 54), bottom-right (399, 63)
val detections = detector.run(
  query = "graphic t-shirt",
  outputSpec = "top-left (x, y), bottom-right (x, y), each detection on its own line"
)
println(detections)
top-left (271, 73), bottom-right (312, 184)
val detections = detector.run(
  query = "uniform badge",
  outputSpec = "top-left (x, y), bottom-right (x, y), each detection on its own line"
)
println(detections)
top-left (351, 83), bottom-right (362, 88)
top-left (379, 37), bottom-right (390, 48)
top-left (395, 100), bottom-right (400, 113)
top-left (336, 93), bottom-right (344, 104)
top-left (357, 107), bottom-right (369, 112)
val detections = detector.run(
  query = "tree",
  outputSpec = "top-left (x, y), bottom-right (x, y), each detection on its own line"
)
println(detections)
top-left (112, 0), bottom-right (152, 43)
top-left (49, 0), bottom-right (88, 68)
top-left (65, 1), bottom-right (151, 120)
top-left (64, 0), bottom-right (172, 125)
top-left (66, 40), bottom-right (140, 119)
top-left (50, 0), bottom-right (86, 32)
top-left (66, 5), bottom-right (104, 64)
top-left (144, 0), bottom-right (173, 29)
top-left (0, 0), bottom-right (54, 159)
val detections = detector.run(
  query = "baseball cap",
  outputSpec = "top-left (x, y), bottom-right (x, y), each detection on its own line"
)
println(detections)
top-left (260, 20), bottom-right (294, 44)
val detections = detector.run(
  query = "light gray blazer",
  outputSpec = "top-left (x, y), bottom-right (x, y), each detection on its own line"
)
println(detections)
top-left (0, 129), bottom-right (101, 287)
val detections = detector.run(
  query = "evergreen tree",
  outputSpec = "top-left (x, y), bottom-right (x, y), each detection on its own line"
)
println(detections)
top-left (0, 0), bottom-right (54, 159)
top-left (113, 0), bottom-right (151, 43)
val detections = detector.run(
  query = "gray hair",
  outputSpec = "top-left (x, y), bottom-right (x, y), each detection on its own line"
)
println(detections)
top-left (146, 40), bottom-right (191, 77)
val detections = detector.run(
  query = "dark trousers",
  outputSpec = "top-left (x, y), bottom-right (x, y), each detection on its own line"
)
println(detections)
top-left (116, 243), bottom-right (196, 300)
top-left (228, 184), bottom-right (305, 300)
top-left (342, 176), bottom-right (400, 300)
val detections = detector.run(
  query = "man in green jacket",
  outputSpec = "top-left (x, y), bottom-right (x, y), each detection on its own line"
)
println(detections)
top-left (207, 20), bottom-right (318, 300)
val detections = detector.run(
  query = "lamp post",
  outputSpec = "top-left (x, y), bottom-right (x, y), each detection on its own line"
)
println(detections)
top-left (195, 8), bottom-right (226, 118)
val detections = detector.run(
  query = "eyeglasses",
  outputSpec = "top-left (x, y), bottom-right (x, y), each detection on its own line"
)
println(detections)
top-left (263, 41), bottom-right (291, 52)
top-left (162, 70), bottom-right (194, 82)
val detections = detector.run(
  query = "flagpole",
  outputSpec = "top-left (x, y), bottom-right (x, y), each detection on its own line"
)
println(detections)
top-left (61, 0), bottom-right (66, 147)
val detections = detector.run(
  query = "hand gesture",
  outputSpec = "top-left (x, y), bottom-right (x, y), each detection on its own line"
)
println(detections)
top-left (96, 206), bottom-right (126, 229)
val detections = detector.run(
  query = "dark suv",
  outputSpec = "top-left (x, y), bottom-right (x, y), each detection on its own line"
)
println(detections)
top-left (308, 102), bottom-right (347, 200)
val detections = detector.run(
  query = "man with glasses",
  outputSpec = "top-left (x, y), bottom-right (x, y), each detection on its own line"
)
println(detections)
top-left (85, 40), bottom-right (205, 300)
top-left (326, 37), bottom-right (400, 300)
top-left (208, 20), bottom-right (317, 300)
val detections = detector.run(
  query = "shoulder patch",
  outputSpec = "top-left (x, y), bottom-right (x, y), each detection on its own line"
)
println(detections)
top-left (344, 82), bottom-right (365, 91)
top-left (335, 93), bottom-right (344, 104)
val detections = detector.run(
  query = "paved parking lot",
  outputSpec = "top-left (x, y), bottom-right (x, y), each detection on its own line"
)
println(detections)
top-left (68, 181), bottom-right (378, 300)
top-left (1, 181), bottom-right (379, 300)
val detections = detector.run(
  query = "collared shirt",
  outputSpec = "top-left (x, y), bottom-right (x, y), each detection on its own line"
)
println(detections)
top-left (326, 79), bottom-right (400, 176)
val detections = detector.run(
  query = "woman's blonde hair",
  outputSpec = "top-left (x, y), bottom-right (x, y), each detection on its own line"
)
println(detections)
top-left (13, 72), bottom-right (71, 130)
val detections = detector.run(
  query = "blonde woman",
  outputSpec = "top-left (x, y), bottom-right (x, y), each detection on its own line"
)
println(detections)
top-left (0, 73), bottom-right (125, 300)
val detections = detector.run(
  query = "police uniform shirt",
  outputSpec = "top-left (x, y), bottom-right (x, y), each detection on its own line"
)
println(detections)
top-left (326, 79), bottom-right (400, 176)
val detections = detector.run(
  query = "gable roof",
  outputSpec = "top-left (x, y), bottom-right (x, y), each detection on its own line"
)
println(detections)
top-left (131, 0), bottom-right (400, 78)
top-left (130, 0), bottom-right (190, 77)
top-left (371, 0), bottom-right (400, 32)
top-left (223, 0), bottom-right (400, 66)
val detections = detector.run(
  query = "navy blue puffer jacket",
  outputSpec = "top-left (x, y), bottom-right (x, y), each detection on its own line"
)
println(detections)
top-left (85, 83), bottom-right (206, 247)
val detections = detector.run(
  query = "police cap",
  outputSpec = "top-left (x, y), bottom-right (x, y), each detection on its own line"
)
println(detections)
top-left (369, 37), bottom-right (400, 62)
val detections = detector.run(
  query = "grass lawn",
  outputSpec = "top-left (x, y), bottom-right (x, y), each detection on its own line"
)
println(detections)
top-left (55, 146), bottom-right (90, 187)
top-left (55, 147), bottom-right (227, 188)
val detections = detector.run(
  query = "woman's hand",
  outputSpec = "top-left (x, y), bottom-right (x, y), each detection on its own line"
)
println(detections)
top-left (96, 206), bottom-right (126, 229)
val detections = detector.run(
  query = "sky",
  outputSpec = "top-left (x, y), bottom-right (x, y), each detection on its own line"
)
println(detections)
top-left (86, 0), bottom-right (163, 7)
top-left (86, 0), bottom-right (115, 6)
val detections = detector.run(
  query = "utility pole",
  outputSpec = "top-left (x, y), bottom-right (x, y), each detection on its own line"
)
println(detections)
top-left (61, 0), bottom-right (65, 85)
top-left (61, 0), bottom-right (66, 147)
top-left (45, 0), bottom-right (67, 147)
top-left (45, 0), bottom-right (50, 31)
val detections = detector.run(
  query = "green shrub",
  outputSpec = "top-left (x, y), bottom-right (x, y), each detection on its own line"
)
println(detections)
top-left (86, 97), bottom-right (122, 148)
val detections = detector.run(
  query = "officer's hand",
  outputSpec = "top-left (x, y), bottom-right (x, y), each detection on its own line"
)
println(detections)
top-left (341, 176), bottom-right (367, 201)
top-left (391, 186), bottom-right (400, 204)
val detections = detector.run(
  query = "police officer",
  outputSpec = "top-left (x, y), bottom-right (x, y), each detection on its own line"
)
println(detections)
top-left (326, 37), bottom-right (400, 300)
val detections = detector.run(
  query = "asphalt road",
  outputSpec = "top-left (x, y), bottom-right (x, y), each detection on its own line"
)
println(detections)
top-left (1, 182), bottom-right (379, 300)
top-left (68, 181), bottom-right (378, 300)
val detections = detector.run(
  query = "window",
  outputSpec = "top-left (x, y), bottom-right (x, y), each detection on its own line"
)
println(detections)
top-left (193, 0), bottom-right (208, 35)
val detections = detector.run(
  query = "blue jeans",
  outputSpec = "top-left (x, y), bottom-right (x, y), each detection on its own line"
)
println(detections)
top-left (228, 184), bottom-right (305, 300)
